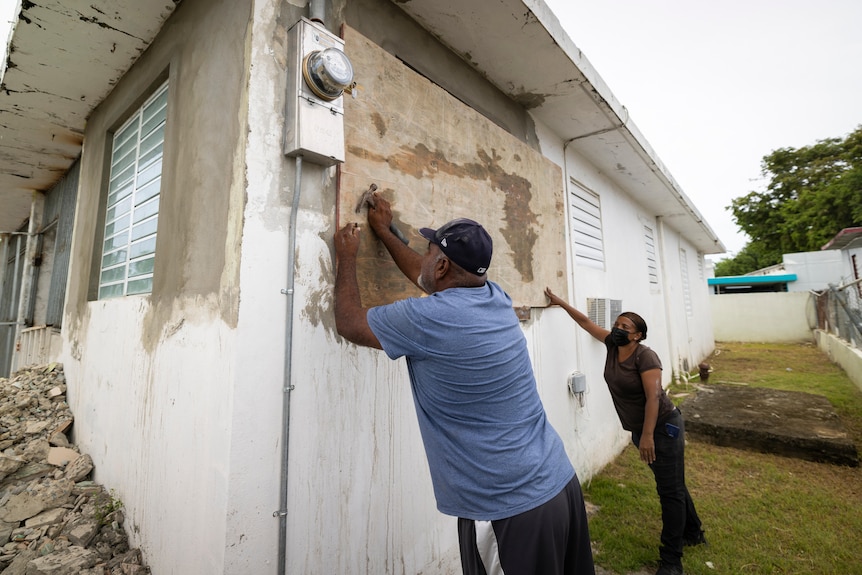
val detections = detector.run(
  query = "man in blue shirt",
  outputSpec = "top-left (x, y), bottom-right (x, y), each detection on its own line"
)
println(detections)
top-left (333, 192), bottom-right (595, 574)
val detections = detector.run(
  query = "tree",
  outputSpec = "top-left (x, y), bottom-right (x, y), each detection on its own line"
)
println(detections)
top-left (716, 125), bottom-right (862, 275)
top-left (713, 243), bottom-right (773, 277)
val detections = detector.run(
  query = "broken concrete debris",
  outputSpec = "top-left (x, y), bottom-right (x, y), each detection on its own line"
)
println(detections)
top-left (0, 364), bottom-right (150, 575)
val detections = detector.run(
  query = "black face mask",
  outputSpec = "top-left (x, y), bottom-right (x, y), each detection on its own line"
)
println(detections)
top-left (610, 327), bottom-right (631, 347)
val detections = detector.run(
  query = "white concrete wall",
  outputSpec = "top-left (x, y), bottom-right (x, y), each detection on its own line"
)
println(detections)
top-left (783, 249), bottom-right (844, 292)
top-left (815, 329), bottom-right (862, 392)
top-left (656, 220), bottom-right (717, 377)
top-left (62, 299), bottom-right (235, 574)
top-left (711, 292), bottom-right (815, 342)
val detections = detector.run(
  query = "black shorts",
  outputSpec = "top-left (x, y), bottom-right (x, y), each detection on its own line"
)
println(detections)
top-left (457, 475), bottom-right (595, 575)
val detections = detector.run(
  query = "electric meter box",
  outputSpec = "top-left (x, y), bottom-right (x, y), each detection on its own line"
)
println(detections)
top-left (284, 18), bottom-right (348, 166)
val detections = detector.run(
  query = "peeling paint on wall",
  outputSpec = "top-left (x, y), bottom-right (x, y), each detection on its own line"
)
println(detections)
top-left (339, 26), bottom-right (565, 308)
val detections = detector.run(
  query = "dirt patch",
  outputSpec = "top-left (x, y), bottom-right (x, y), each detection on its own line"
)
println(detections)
top-left (680, 385), bottom-right (859, 466)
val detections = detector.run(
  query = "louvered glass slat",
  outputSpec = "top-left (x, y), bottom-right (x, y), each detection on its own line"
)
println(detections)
top-left (137, 157), bottom-right (162, 189)
top-left (99, 284), bottom-right (125, 299)
top-left (133, 197), bottom-right (159, 224)
top-left (126, 277), bottom-right (153, 295)
top-left (101, 249), bottom-right (128, 269)
top-left (103, 214), bottom-right (131, 239)
top-left (100, 266), bottom-right (127, 283)
top-left (136, 178), bottom-right (161, 206)
top-left (128, 257), bottom-right (155, 278)
top-left (105, 196), bottom-right (133, 223)
top-left (131, 217), bottom-right (158, 242)
top-left (130, 237), bottom-right (157, 260)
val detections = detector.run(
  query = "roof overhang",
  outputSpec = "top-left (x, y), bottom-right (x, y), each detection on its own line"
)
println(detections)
top-left (0, 0), bottom-right (181, 232)
top-left (821, 227), bottom-right (862, 251)
top-left (392, 0), bottom-right (725, 254)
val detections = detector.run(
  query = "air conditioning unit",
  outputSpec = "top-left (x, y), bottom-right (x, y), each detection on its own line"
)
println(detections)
top-left (586, 297), bottom-right (622, 329)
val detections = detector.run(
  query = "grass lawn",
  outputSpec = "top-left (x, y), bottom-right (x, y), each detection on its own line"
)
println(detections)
top-left (583, 342), bottom-right (862, 575)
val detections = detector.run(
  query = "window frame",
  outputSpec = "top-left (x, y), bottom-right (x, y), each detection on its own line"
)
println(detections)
top-left (568, 179), bottom-right (605, 270)
top-left (680, 248), bottom-right (693, 317)
top-left (643, 223), bottom-right (659, 286)
top-left (97, 81), bottom-right (169, 300)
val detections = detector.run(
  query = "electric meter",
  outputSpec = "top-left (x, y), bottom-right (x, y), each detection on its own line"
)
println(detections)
top-left (284, 18), bottom-right (353, 166)
top-left (302, 48), bottom-right (354, 101)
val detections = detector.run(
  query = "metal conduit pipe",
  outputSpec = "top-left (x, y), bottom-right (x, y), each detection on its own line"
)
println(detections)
top-left (276, 154), bottom-right (302, 575)
top-left (309, 0), bottom-right (325, 24)
top-left (277, 4), bottom-right (326, 568)
top-left (560, 137), bottom-right (584, 377)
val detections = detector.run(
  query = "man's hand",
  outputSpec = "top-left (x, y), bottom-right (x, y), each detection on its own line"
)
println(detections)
top-left (334, 222), bottom-right (361, 261)
top-left (367, 192), bottom-right (393, 236)
top-left (333, 222), bottom-right (382, 349)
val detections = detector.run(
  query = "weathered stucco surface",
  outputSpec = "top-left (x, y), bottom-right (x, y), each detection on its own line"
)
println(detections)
top-left (340, 26), bottom-right (565, 308)
top-left (60, 0), bottom-right (252, 573)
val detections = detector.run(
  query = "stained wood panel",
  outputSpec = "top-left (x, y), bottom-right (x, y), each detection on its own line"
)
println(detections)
top-left (339, 26), bottom-right (566, 309)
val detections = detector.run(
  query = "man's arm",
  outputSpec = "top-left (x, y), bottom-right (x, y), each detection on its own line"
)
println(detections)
top-left (367, 194), bottom-right (424, 290)
top-left (333, 223), bottom-right (383, 349)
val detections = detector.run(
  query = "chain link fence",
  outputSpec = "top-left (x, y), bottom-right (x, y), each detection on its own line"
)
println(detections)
top-left (813, 277), bottom-right (862, 350)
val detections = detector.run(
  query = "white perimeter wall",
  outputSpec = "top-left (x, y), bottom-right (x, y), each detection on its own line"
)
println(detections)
top-left (816, 329), bottom-right (862, 392)
top-left (711, 292), bottom-right (815, 343)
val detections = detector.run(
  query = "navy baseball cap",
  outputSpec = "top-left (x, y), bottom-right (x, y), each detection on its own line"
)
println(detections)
top-left (419, 218), bottom-right (493, 276)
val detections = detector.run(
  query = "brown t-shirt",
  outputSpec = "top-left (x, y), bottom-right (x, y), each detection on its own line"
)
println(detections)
top-left (603, 336), bottom-right (675, 432)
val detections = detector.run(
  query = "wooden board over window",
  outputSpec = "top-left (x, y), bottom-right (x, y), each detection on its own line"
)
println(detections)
top-left (339, 26), bottom-right (566, 309)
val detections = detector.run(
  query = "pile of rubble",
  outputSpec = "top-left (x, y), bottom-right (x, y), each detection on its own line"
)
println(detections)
top-left (0, 364), bottom-right (150, 575)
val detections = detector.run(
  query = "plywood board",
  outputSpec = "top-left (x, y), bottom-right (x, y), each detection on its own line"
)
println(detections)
top-left (340, 26), bottom-right (566, 309)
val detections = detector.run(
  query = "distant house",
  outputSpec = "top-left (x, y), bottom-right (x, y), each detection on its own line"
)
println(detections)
top-left (709, 229), bottom-right (862, 345)
top-left (822, 227), bottom-right (862, 290)
top-left (708, 249), bottom-right (844, 294)
top-left (0, 0), bottom-right (724, 572)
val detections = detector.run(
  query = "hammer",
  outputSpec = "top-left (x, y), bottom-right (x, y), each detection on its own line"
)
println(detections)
top-left (354, 183), bottom-right (410, 245)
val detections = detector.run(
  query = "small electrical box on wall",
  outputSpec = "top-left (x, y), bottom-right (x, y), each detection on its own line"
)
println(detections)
top-left (567, 371), bottom-right (587, 395)
top-left (284, 18), bottom-right (354, 166)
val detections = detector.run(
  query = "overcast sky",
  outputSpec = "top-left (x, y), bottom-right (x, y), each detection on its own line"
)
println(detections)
top-left (543, 0), bottom-right (862, 260)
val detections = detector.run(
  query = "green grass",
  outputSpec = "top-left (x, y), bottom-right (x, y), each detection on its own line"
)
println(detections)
top-left (583, 342), bottom-right (862, 575)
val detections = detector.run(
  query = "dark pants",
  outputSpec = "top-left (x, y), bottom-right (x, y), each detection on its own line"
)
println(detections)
top-left (457, 475), bottom-right (595, 575)
top-left (632, 408), bottom-right (703, 568)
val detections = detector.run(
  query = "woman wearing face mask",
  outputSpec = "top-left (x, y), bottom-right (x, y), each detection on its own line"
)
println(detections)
top-left (545, 287), bottom-right (706, 575)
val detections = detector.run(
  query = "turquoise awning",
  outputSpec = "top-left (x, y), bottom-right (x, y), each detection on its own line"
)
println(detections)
top-left (708, 274), bottom-right (798, 286)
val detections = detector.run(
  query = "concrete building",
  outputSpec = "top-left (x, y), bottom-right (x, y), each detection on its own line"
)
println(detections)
top-left (708, 249), bottom-right (844, 294)
top-left (0, 0), bottom-right (724, 572)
